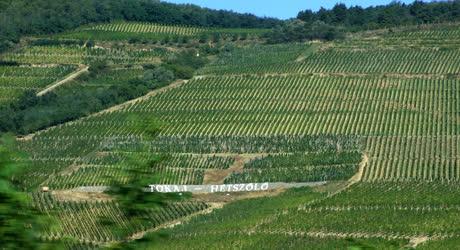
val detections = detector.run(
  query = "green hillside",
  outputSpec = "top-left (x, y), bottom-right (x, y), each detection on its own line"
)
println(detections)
top-left (1, 14), bottom-right (459, 250)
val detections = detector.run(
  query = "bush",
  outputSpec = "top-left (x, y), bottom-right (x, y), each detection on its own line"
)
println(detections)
top-left (0, 39), bottom-right (15, 53)
top-left (128, 37), bottom-right (141, 44)
top-left (143, 66), bottom-right (175, 85)
top-left (88, 60), bottom-right (109, 76)
top-left (164, 64), bottom-right (194, 79)
top-left (86, 40), bottom-right (95, 48)
top-left (199, 33), bottom-right (210, 43)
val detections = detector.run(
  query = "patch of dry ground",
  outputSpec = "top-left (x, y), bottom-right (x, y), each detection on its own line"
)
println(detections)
top-left (52, 190), bottom-right (112, 202)
top-left (408, 236), bottom-right (430, 248)
top-left (348, 153), bottom-right (368, 186)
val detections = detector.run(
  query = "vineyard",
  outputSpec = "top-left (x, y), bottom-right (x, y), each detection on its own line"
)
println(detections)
top-left (2, 20), bottom-right (459, 248)
top-left (225, 152), bottom-right (362, 183)
top-left (17, 134), bottom-right (362, 191)
top-left (14, 22), bottom-right (459, 188)
top-left (33, 192), bottom-right (208, 244)
top-left (199, 47), bottom-right (460, 76)
top-left (364, 136), bottom-right (460, 181)
top-left (86, 22), bottom-right (207, 36)
top-left (54, 21), bottom-right (268, 42)
top-left (150, 182), bottom-right (460, 249)
top-left (2, 45), bottom-right (167, 65)
top-left (25, 73), bottom-right (457, 137)
top-left (44, 153), bottom-right (235, 189)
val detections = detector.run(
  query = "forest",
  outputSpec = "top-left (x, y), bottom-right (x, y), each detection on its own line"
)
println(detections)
top-left (266, 1), bottom-right (460, 43)
top-left (298, 0), bottom-right (460, 30)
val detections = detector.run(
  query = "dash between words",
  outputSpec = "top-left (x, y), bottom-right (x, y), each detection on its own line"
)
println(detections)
top-left (149, 183), bottom-right (270, 193)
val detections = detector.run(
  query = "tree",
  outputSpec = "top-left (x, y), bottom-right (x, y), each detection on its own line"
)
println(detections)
top-left (88, 59), bottom-right (109, 76)
top-left (454, 1), bottom-right (460, 18)
top-left (0, 134), bottom-right (59, 249)
top-left (332, 3), bottom-right (348, 24)
top-left (294, 0), bottom-right (460, 32)
top-left (143, 66), bottom-right (175, 85)
top-left (317, 7), bottom-right (333, 23)
top-left (347, 6), bottom-right (366, 27)
top-left (297, 9), bottom-right (314, 22)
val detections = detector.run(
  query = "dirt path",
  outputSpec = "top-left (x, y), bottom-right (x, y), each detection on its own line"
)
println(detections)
top-left (37, 64), bottom-right (89, 96)
top-left (347, 153), bottom-right (368, 186)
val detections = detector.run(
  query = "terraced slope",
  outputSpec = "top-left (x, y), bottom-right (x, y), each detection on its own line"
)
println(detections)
top-left (19, 33), bottom-right (459, 187)
top-left (10, 23), bottom-right (460, 247)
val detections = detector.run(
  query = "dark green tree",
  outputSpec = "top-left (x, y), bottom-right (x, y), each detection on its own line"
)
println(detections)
top-left (143, 66), bottom-right (175, 85)
top-left (332, 3), bottom-right (348, 24)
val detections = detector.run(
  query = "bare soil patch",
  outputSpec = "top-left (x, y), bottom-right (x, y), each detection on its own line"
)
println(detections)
top-left (408, 236), bottom-right (430, 248)
top-left (52, 190), bottom-right (112, 202)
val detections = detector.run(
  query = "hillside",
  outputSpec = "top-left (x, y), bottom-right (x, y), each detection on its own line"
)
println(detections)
top-left (0, 3), bottom-right (459, 250)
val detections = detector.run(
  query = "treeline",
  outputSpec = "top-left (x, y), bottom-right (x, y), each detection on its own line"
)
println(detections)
top-left (266, 1), bottom-right (460, 43)
top-left (0, 0), bottom-right (280, 52)
top-left (297, 1), bottom-right (460, 31)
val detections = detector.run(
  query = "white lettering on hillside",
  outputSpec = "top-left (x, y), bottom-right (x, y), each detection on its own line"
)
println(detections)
top-left (149, 183), bottom-right (271, 193)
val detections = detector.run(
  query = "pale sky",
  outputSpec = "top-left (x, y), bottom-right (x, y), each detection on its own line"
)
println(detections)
top-left (163, 0), bottom-right (424, 19)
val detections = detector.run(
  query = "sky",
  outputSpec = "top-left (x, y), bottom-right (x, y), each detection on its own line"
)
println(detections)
top-left (163, 0), bottom-right (422, 19)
